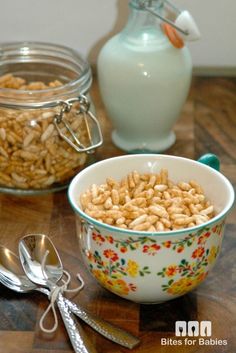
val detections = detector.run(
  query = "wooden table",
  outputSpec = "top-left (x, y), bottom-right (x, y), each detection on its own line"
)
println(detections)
top-left (0, 77), bottom-right (235, 353)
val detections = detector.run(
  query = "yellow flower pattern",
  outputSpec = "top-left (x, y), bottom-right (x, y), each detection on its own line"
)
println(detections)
top-left (208, 245), bottom-right (219, 264)
top-left (166, 271), bottom-right (208, 295)
top-left (126, 260), bottom-right (139, 277)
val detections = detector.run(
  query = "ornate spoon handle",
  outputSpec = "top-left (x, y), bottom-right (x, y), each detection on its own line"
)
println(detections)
top-left (57, 293), bottom-right (98, 353)
top-left (64, 297), bottom-right (140, 349)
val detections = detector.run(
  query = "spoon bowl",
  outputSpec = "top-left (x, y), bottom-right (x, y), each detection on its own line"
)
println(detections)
top-left (0, 245), bottom-right (37, 293)
top-left (18, 234), bottom-right (63, 287)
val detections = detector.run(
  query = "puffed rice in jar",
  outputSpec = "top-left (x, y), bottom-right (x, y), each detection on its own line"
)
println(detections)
top-left (0, 42), bottom-right (103, 194)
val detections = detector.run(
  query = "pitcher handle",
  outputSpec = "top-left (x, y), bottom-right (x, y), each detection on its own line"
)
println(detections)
top-left (198, 153), bottom-right (220, 172)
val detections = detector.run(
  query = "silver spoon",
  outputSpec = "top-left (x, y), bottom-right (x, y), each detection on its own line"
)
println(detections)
top-left (18, 234), bottom-right (140, 349)
top-left (17, 238), bottom-right (97, 353)
top-left (0, 245), bottom-right (140, 349)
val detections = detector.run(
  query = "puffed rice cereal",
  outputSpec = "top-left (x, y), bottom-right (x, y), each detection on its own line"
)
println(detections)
top-left (0, 74), bottom-right (89, 189)
top-left (80, 170), bottom-right (215, 231)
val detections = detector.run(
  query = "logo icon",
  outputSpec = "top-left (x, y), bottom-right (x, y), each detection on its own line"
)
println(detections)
top-left (176, 321), bottom-right (212, 337)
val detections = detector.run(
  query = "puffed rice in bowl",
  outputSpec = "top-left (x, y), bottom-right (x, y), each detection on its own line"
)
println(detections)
top-left (68, 154), bottom-right (234, 303)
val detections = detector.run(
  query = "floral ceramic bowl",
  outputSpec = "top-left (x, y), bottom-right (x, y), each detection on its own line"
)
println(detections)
top-left (68, 154), bottom-right (234, 303)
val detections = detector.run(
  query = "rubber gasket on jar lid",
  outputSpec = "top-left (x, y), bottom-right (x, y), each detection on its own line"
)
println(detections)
top-left (162, 23), bottom-right (185, 49)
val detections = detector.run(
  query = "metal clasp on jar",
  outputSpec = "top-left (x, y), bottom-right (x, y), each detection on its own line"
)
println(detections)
top-left (54, 95), bottom-right (103, 153)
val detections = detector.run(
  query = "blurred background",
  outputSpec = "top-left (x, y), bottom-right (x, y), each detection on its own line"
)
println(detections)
top-left (0, 0), bottom-right (235, 75)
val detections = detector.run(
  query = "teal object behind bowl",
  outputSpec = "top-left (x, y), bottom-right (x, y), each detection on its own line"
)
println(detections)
top-left (198, 153), bottom-right (220, 172)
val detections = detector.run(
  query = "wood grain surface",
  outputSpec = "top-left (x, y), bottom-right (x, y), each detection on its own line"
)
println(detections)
top-left (0, 76), bottom-right (235, 353)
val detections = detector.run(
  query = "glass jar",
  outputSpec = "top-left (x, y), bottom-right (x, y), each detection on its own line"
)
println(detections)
top-left (98, 0), bottom-right (192, 152)
top-left (0, 42), bottom-right (103, 194)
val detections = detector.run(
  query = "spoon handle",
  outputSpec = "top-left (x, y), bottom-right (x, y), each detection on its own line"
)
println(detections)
top-left (64, 297), bottom-right (140, 349)
top-left (57, 293), bottom-right (98, 353)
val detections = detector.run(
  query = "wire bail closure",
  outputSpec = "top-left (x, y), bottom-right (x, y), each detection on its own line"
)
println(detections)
top-left (139, 0), bottom-right (188, 35)
top-left (138, 0), bottom-right (201, 41)
top-left (53, 95), bottom-right (103, 153)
